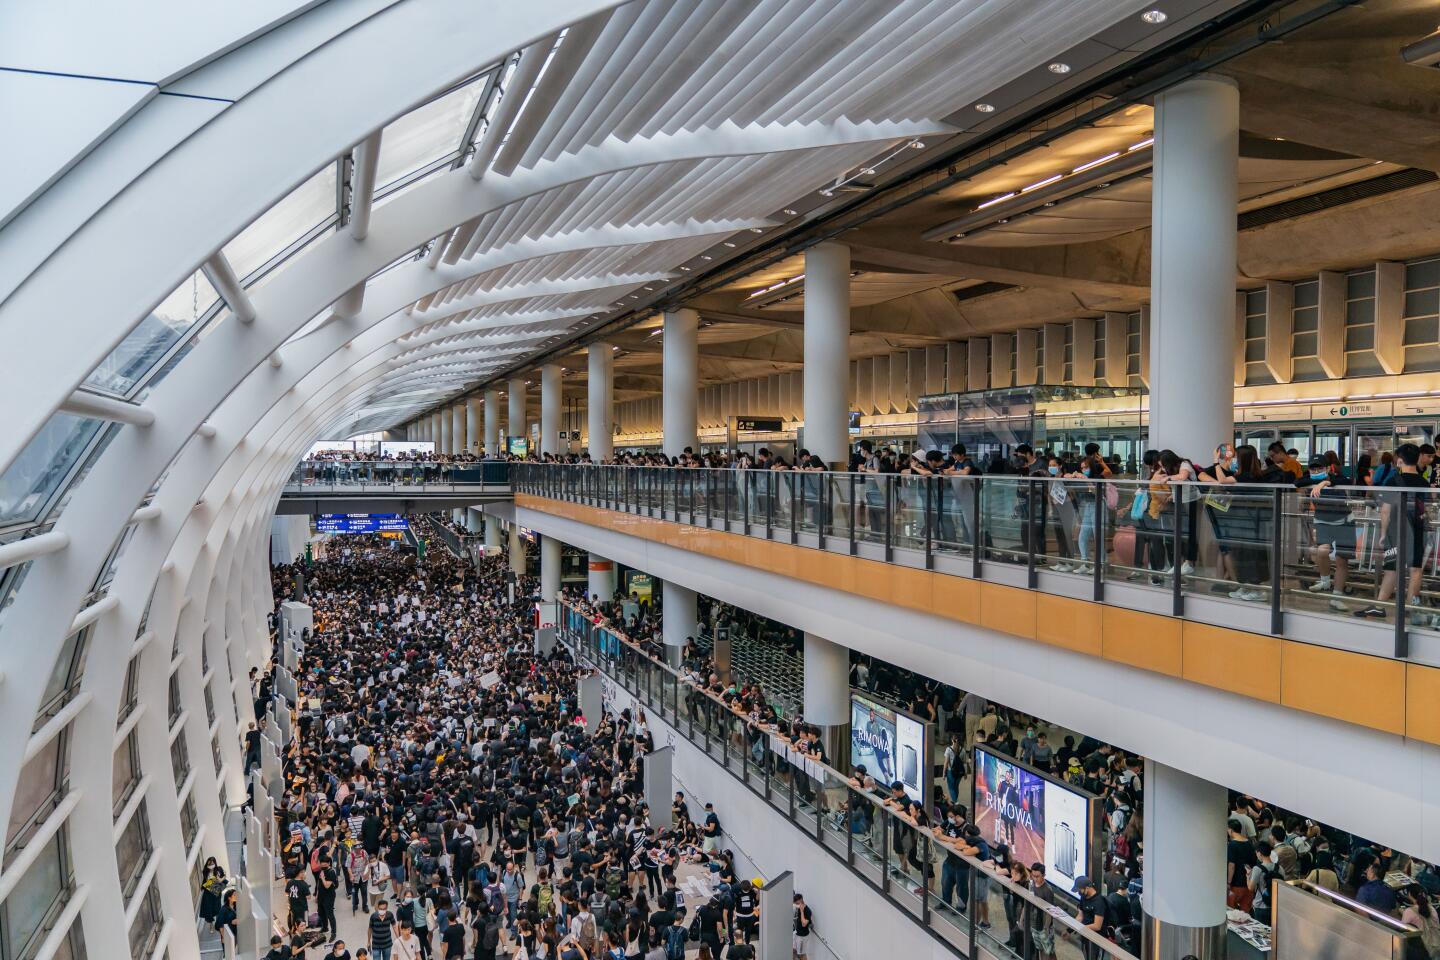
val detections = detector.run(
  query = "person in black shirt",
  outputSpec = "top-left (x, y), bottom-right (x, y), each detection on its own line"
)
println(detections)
top-left (285, 872), bottom-right (311, 930)
top-left (1072, 876), bottom-right (1110, 960)
top-left (1359, 443), bottom-right (1430, 622)
top-left (697, 896), bottom-right (725, 956)
top-left (316, 857), bottom-right (340, 941)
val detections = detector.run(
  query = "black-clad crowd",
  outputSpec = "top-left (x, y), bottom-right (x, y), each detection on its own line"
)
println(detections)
top-left (256, 541), bottom-right (799, 960)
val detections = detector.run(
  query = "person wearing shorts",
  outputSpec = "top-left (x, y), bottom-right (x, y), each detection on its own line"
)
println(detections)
top-left (792, 894), bottom-right (813, 959)
top-left (1304, 456), bottom-right (1355, 612)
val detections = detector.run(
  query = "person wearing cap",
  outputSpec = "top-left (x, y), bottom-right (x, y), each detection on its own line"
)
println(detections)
top-left (1073, 875), bottom-right (1110, 958)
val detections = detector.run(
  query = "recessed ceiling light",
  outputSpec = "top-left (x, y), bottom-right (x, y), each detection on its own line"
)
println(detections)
top-left (750, 228), bottom-right (764, 233)
top-left (996, 218), bottom-right (1009, 225)
top-left (701, 255), bottom-right (712, 260)
top-left (1141, 9), bottom-right (1167, 23)
top-left (818, 189), bottom-right (833, 197)
top-left (860, 167), bottom-right (877, 176)
top-left (909, 140), bottom-right (925, 149)
top-left (680, 266), bottom-right (691, 271)
top-left (1048, 62), bottom-right (1071, 74)
top-left (723, 242), bottom-right (736, 248)
top-left (975, 103), bottom-right (995, 113)
top-left (783, 209), bottom-right (798, 215)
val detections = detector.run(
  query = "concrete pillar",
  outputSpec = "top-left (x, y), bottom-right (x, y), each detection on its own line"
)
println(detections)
top-left (431, 412), bottom-right (443, 448)
top-left (661, 580), bottom-right (696, 668)
top-left (803, 632), bottom-right (850, 726)
top-left (465, 508), bottom-right (484, 534)
top-left (803, 242), bottom-right (850, 467)
top-left (805, 631), bottom-right (851, 770)
top-left (645, 746), bottom-right (674, 830)
top-left (1149, 75), bottom-right (1238, 456)
top-left (540, 363), bottom-right (563, 455)
top-left (508, 377), bottom-right (527, 449)
top-left (589, 343), bottom-right (614, 461)
top-left (484, 388), bottom-right (500, 455)
top-left (484, 517), bottom-right (502, 550)
top-left (508, 525), bottom-right (525, 576)
top-left (540, 536), bottom-right (561, 602)
top-left (1142, 760), bottom-right (1227, 960)
top-left (466, 397), bottom-right (482, 454)
top-left (451, 404), bottom-right (464, 455)
top-left (662, 309), bottom-right (699, 457)
top-left (438, 409), bottom-right (452, 453)
top-left (587, 554), bottom-right (616, 602)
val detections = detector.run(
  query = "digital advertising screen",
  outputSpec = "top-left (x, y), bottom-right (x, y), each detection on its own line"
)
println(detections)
top-left (315, 513), bottom-right (410, 534)
top-left (381, 441), bottom-right (433, 456)
top-left (973, 745), bottom-right (1095, 895)
top-left (850, 692), bottom-right (928, 806)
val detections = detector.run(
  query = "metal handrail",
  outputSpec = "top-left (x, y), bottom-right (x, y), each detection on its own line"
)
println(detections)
top-left (519, 463), bottom-right (1438, 659)
top-left (558, 599), bottom-right (1135, 960)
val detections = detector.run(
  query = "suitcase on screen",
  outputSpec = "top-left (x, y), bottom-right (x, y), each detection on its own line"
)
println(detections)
top-left (1054, 822), bottom-right (1078, 878)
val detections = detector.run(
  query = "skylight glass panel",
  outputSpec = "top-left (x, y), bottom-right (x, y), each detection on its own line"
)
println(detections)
top-left (374, 75), bottom-right (490, 196)
top-left (223, 163), bottom-right (338, 281)
top-left (84, 269), bottom-right (219, 397)
top-left (0, 413), bottom-right (106, 527)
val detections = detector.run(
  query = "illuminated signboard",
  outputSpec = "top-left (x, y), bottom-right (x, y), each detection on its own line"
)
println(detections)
top-left (315, 513), bottom-right (410, 534)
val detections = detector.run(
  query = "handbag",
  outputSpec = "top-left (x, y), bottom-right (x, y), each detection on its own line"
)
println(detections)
top-left (1129, 491), bottom-right (1149, 521)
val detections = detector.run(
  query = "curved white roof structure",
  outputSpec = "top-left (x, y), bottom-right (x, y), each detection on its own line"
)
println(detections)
top-left (0, 0), bottom-right (1209, 955)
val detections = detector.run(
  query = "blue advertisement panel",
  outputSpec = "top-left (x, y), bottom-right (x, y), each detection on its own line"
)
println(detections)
top-left (316, 513), bottom-right (410, 534)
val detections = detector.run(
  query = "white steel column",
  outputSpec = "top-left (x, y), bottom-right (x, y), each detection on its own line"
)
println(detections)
top-left (803, 242), bottom-right (851, 467)
top-left (465, 508), bottom-right (484, 534)
top-left (484, 388), bottom-right (500, 455)
top-left (508, 378), bottom-right (527, 448)
top-left (485, 516), bottom-right (502, 549)
top-left (662, 309), bottom-right (699, 457)
top-left (440, 406), bottom-right (453, 453)
top-left (1143, 760), bottom-right (1228, 959)
top-left (588, 343), bottom-right (614, 461)
top-left (432, 412), bottom-right (444, 450)
top-left (661, 580), bottom-right (696, 667)
top-left (540, 536), bottom-right (561, 602)
top-left (587, 555), bottom-right (616, 602)
top-left (1149, 75), bottom-right (1239, 456)
top-left (451, 404), bottom-right (465, 455)
top-left (540, 363), bottom-right (562, 455)
top-left (466, 397), bottom-right (482, 454)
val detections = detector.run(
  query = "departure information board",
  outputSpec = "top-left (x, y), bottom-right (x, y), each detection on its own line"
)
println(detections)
top-left (316, 513), bottom-right (409, 534)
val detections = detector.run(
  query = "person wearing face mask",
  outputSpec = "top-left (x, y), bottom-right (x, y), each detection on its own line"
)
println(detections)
top-left (1303, 454), bottom-right (1356, 611)
top-left (369, 899), bottom-right (395, 960)
top-left (1199, 444), bottom-right (1240, 590)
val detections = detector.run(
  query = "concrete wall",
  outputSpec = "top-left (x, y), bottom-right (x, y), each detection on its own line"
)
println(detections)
top-left (268, 515), bottom-right (311, 564)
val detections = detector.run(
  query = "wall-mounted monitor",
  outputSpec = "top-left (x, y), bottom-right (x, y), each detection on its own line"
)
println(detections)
top-left (973, 744), bottom-right (1099, 897)
top-left (850, 691), bottom-right (930, 808)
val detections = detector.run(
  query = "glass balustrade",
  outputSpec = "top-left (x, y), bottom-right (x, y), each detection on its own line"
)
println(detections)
top-left (552, 598), bottom-right (1137, 960)
top-left (517, 463), bottom-right (1438, 658)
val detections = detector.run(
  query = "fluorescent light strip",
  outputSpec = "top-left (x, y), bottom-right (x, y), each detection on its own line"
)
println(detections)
top-left (1020, 175), bottom-right (1063, 193)
top-left (976, 192), bottom-right (1016, 210)
top-left (1128, 137), bottom-right (1154, 152)
top-left (1072, 151), bottom-right (1121, 174)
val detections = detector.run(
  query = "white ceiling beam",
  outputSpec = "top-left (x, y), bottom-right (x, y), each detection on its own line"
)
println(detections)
top-left (200, 252), bottom-right (256, 324)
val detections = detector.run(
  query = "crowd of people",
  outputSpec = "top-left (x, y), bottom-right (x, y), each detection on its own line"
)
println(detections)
top-left (253, 540), bottom-right (807, 959)
top-left (559, 574), bottom-right (1440, 958)
top-left (516, 436), bottom-right (1440, 624)
top-left (561, 586), bottom-right (1147, 956)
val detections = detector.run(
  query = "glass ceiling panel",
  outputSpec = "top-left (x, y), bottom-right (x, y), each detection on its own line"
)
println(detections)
top-left (0, 413), bottom-right (106, 528)
top-left (374, 74), bottom-right (490, 195)
top-left (84, 270), bottom-right (219, 398)
top-left (223, 163), bottom-right (338, 281)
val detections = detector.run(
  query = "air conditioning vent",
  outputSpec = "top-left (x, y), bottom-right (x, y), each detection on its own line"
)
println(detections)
top-left (1238, 168), bottom-right (1438, 230)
